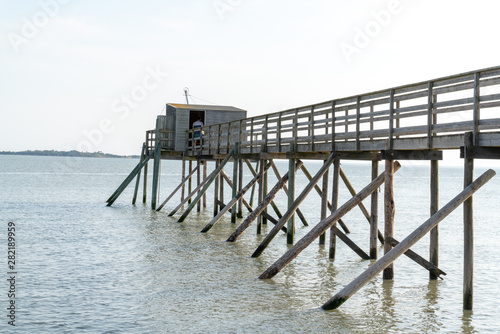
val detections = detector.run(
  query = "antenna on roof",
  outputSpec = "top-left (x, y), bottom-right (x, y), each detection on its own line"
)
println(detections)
top-left (184, 87), bottom-right (189, 105)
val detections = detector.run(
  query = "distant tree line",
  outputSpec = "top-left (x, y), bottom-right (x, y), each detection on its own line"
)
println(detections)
top-left (0, 150), bottom-right (139, 159)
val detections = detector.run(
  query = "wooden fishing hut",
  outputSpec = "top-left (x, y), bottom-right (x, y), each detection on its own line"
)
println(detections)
top-left (107, 66), bottom-right (500, 312)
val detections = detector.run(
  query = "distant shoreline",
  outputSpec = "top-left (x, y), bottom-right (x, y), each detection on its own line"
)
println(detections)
top-left (0, 150), bottom-right (139, 159)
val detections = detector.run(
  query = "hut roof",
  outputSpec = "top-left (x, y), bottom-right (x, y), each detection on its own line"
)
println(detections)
top-left (167, 103), bottom-right (246, 113)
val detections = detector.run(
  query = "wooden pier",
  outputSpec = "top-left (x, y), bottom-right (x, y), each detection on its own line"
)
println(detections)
top-left (107, 66), bottom-right (500, 311)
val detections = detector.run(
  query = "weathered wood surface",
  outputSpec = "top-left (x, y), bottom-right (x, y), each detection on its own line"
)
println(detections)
top-left (321, 168), bottom-right (495, 310)
top-left (226, 160), bottom-right (303, 242)
top-left (169, 66), bottom-right (500, 156)
top-left (201, 161), bottom-right (273, 233)
top-left (132, 143), bottom-right (147, 205)
top-left (252, 152), bottom-right (337, 257)
top-left (463, 132), bottom-right (474, 310)
top-left (156, 165), bottom-right (199, 211)
top-left (106, 149), bottom-right (155, 206)
top-left (429, 159), bottom-right (439, 279)
top-left (339, 167), bottom-right (384, 243)
top-left (176, 149), bottom-right (234, 222)
top-left (331, 225), bottom-right (370, 260)
top-left (300, 164), bottom-right (348, 232)
top-left (386, 237), bottom-right (446, 278)
top-left (383, 159), bottom-right (395, 279)
top-left (370, 160), bottom-right (379, 259)
top-left (258, 162), bottom-right (402, 278)
top-left (271, 163), bottom-right (307, 226)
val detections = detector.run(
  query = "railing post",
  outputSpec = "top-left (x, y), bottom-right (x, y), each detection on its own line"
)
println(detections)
top-left (310, 106), bottom-right (315, 151)
top-left (388, 89), bottom-right (395, 149)
top-left (331, 101), bottom-right (336, 151)
top-left (278, 113), bottom-right (282, 152)
top-left (473, 72), bottom-right (480, 146)
top-left (427, 81), bottom-right (434, 149)
top-left (356, 96), bottom-right (361, 151)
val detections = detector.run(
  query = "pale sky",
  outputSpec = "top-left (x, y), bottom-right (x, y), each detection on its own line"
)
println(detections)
top-left (2, 0), bottom-right (500, 156)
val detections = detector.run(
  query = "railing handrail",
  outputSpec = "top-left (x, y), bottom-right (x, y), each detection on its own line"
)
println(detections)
top-left (159, 65), bottom-right (500, 155)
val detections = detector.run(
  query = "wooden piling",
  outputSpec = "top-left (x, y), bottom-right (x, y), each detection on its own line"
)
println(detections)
top-left (132, 143), bottom-right (146, 205)
top-left (181, 157), bottom-right (186, 209)
top-left (370, 160), bottom-right (379, 259)
top-left (340, 167), bottom-right (384, 244)
top-left (258, 161), bottom-right (401, 278)
top-left (238, 159), bottom-right (243, 218)
top-left (143, 155), bottom-right (148, 204)
top-left (188, 160), bottom-right (193, 204)
top-left (273, 163), bottom-right (307, 226)
top-left (231, 143), bottom-right (240, 224)
top-left (156, 165), bottom-right (199, 211)
top-left (257, 158), bottom-right (265, 234)
top-left (168, 169), bottom-right (215, 217)
top-left (203, 160), bottom-right (208, 209)
top-left (227, 160), bottom-right (303, 242)
top-left (213, 160), bottom-right (220, 216)
top-left (464, 132), bottom-right (474, 310)
top-left (329, 159), bottom-right (340, 259)
top-left (321, 169), bottom-right (495, 310)
top-left (252, 152), bottom-right (336, 257)
top-left (319, 159), bottom-right (329, 245)
top-left (383, 159), bottom-right (395, 280)
top-left (201, 160), bottom-right (272, 233)
top-left (107, 149), bottom-right (155, 206)
top-left (197, 158), bottom-right (201, 213)
top-left (429, 159), bottom-right (439, 279)
top-left (287, 152), bottom-right (296, 244)
top-left (177, 149), bottom-right (235, 222)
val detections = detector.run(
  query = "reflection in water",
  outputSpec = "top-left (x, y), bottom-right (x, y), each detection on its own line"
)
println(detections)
top-left (462, 311), bottom-right (476, 334)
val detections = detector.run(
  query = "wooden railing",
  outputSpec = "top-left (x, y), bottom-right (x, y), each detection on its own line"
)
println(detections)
top-left (183, 66), bottom-right (500, 155)
top-left (146, 129), bottom-right (175, 153)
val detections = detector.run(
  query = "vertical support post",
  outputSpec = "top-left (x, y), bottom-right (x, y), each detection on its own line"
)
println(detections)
top-left (319, 159), bottom-right (329, 245)
top-left (151, 144), bottom-right (161, 210)
top-left (238, 158), bottom-right (243, 218)
top-left (262, 157), bottom-right (268, 225)
top-left (257, 157), bottom-right (265, 234)
top-left (231, 143), bottom-right (240, 224)
top-left (197, 158), bottom-right (201, 212)
top-left (473, 72), bottom-right (480, 146)
top-left (181, 157), bottom-right (186, 209)
top-left (143, 158), bottom-right (148, 204)
top-left (329, 159), bottom-right (340, 259)
top-left (249, 161), bottom-right (259, 208)
top-left (464, 132), bottom-right (474, 310)
top-left (219, 162), bottom-right (225, 211)
top-left (370, 160), bottom-right (379, 259)
top-left (213, 160), bottom-right (220, 217)
top-left (133, 143), bottom-right (146, 204)
top-left (188, 160), bottom-right (193, 204)
top-left (203, 161), bottom-right (207, 209)
top-left (287, 144), bottom-right (296, 244)
top-left (429, 159), bottom-right (439, 279)
top-left (383, 159), bottom-right (395, 279)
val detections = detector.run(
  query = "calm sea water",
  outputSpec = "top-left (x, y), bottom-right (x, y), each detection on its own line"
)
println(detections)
top-left (1, 155), bottom-right (500, 333)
